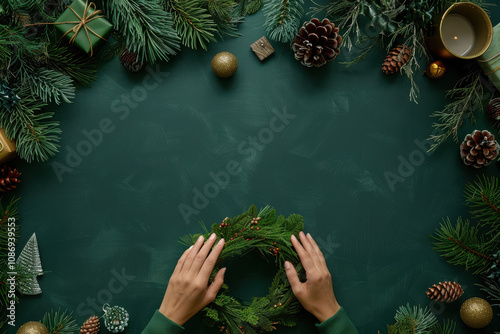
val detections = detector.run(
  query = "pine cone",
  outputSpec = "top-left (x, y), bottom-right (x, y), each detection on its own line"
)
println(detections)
top-left (460, 130), bottom-right (499, 168)
top-left (80, 316), bottom-right (100, 334)
top-left (0, 165), bottom-right (21, 192)
top-left (292, 18), bottom-right (342, 68)
top-left (120, 49), bottom-right (144, 72)
top-left (382, 44), bottom-right (411, 74)
top-left (486, 98), bottom-right (500, 123)
top-left (426, 281), bottom-right (464, 303)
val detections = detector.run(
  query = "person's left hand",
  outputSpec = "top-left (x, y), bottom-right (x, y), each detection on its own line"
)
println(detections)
top-left (159, 233), bottom-right (226, 326)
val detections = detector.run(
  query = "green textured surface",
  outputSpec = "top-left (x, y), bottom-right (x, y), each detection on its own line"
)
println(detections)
top-left (14, 6), bottom-right (500, 334)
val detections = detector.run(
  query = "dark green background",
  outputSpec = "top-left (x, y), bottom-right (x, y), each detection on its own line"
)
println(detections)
top-left (14, 3), bottom-right (500, 333)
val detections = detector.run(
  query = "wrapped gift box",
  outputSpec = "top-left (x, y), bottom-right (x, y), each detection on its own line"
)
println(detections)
top-left (54, 0), bottom-right (113, 55)
top-left (478, 23), bottom-right (500, 91)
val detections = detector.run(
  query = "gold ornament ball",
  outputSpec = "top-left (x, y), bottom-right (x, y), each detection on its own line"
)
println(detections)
top-left (424, 60), bottom-right (446, 79)
top-left (460, 297), bottom-right (493, 329)
top-left (211, 52), bottom-right (238, 78)
top-left (17, 322), bottom-right (49, 334)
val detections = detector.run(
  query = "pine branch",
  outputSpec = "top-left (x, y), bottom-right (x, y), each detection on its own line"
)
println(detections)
top-left (105, 0), bottom-right (181, 63)
top-left (27, 68), bottom-right (75, 104)
top-left (41, 309), bottom-right (79, 334)
top-left (0, 94), bottom-right (61, 163)
top-left (46, 43), bottom-right (97, 87)
top-left (263, 0), bottom-right (304, 43)
top-left (168, 0), bottom-right (218, 50)
top-left (431, 217), bottom-right (497, 274)
top-left (214, 16), bottom-right (244, 39)
top-left (429, 70), bottom-right (484, 151)
top-left (464, 175), bottom-right (500, 235)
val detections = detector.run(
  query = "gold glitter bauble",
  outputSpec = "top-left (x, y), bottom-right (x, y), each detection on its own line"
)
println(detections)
top-left (17, 321), bottom-right (49, 334)
top-left (211, 52), bottom-right (238, 78)
top-left (424, 60), bottom-right (446, 79)
top-left (460, 297), bottom-right (493, 329)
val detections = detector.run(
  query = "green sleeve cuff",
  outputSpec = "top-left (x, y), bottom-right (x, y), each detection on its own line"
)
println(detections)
top-left (141, 310), bottom-right (185, 334)
top-left (315, 307), bottom-right (358, 334)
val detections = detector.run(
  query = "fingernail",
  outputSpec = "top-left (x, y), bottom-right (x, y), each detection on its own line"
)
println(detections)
top-left (189, 245), bottom-right (193, 249)
top-left (285, 261), bottom-right (290, 269)
top-left (209, 233), bottom-right (216, 240)
top-left (221, 267), bottom-right (227, 276)
top-left (197, 235), bottom-right (204, 242)
top-left (218, 238), bottom-right (225, 245)
top-left (307, 233), bottom-right (312, 238)
top-left (299, 231), bottom-right (305, 238)
top-left (291, 234), bottom-right (297, 241)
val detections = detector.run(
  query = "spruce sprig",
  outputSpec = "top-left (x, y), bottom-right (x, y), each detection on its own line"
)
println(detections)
top-left (431, 217), bottom-right (497, 274)
top-left (181, 205), bottom-right (304, 334)
top-left (478, 276), bottom-right (500, 306)
top-left (27, 68), bottom-right (75, 105)
top-left (105, 0), bottom-right (181, 63)
top-left (41, 309), bottom-right (79, 334)
top-left (263, 0), bottom-right (304, 43)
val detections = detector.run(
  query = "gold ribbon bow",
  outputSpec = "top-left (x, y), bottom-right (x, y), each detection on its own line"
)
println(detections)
top-left (24, 1), bottom-right (108, 56)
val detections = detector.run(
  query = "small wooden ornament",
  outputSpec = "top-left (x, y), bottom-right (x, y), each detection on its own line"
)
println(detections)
top-left (251, 36), bottom-right (275, 61)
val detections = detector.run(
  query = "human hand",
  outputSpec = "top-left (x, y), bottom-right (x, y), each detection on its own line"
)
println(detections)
top-left (159, 233), bottom-right (226, 326)
top-left (285, 232), bottom-right (341, 323)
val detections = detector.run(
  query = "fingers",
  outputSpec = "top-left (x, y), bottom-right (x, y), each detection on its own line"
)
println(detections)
top-left (306, 233), bottom-right (328, 268)
top-left (183, 235), bottom-right (206, 272)
top-left (188, 233), bottom-right (218, 274)
top-left (172, 246), bottom-right (193, 276)
top-left (199, 237), bottom-right (225, 278)
top-left (284, 261), bottom-right (302, 293)
top-left (204, 267), bottom-right (226, 304)
top-left (291, 234), bottom-right (315, 272)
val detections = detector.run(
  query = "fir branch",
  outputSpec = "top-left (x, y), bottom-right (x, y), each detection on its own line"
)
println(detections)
top-left (41, 309), bottom-right (79, 334)
top-left (27, 68), bottom-right (75, 104)
top-left (214, 16), bottom-right (244, 39)
top-left (263, 0), bottom-right (304, 43)
top-left (235, 0), bottom-right (262, 16)
top-left (105, 0), bottom-right (181, 63)
top-left (429, 70), bottom-right (484, 151)
top-left (464, 175), bottom-right (500, 235)
top-left (431, 217), bottom-right (497, 274)
top-left (168, 0), bottom-right (218, 50)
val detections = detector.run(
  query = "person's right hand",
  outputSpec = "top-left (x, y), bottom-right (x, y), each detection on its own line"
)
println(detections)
top-left (285, 231), bottom-right (341, 323)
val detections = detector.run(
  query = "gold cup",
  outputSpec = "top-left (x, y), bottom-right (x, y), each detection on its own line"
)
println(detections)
top-left (425, 2), bottom-right (492, 59)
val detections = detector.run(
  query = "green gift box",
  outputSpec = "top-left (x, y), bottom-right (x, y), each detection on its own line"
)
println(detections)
top-left (478, 23), bottom-right (500, 92)
top-left (54, 0), bottom-right (113, 55)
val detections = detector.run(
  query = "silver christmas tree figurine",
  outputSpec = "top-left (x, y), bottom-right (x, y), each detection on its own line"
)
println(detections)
top-left (16, 233), bottom-right (43, 295)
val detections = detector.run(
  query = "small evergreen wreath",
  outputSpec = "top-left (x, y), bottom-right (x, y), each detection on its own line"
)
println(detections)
top-left (180, 205), bottom-right (305, 334)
